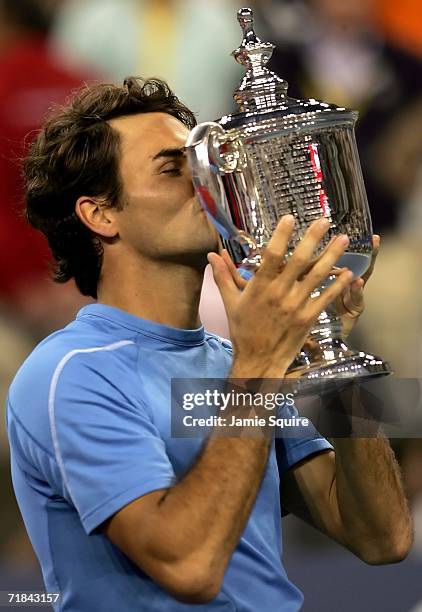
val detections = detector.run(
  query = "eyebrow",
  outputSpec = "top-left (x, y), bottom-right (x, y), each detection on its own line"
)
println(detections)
top-left (151, 147), bottom-right (186, 161)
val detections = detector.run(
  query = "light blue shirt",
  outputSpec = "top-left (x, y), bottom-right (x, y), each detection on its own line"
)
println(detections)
top-left (7, 304), bottom-right (332, 611)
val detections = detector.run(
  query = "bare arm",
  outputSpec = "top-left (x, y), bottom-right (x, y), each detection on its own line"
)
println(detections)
top-left (103, 217), bottom-right (354, 603)
top-left (333, 434), bottom-right (412, 562)
top-left (281, 436), bottom-right (412, 564)
top-left (104, 429), bottom-right (270, 603)
top-left (281, 238), bottom-right (412, 564)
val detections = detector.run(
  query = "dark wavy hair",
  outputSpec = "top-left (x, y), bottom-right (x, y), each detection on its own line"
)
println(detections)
top-left (24, 77), bottom-right (197, 298)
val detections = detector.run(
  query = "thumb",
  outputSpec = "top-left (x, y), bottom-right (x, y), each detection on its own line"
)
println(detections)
top-left (207, 252), bottom-right (239, 308)
top-left (220, 249), bottom-right (249, 291)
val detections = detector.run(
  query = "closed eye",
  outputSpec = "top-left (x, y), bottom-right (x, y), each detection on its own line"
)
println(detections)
top-left (161, 168), bottom-right (182, 176)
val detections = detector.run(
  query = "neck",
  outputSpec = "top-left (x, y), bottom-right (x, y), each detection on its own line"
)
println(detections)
top-left (97, 251), bottom-right (205, 330)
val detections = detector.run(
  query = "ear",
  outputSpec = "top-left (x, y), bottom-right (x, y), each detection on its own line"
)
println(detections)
top-left (75, 196), bottom-right (118, 239)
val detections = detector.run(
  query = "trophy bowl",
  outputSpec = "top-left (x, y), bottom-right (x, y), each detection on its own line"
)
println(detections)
top-left (186, 7), bottom-right (391, 389)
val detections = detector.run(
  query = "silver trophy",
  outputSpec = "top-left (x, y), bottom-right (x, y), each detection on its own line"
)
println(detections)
top-left (186, 7), bottom-right (390, 387)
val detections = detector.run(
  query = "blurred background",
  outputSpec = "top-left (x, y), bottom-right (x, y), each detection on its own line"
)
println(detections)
top-left (0, 0), bottom-right (421, 610)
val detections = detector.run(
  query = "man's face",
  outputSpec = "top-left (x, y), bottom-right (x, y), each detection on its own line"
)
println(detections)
top-left (108, 112), bottom-right (219, 267)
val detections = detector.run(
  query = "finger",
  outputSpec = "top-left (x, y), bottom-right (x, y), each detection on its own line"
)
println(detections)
top-left (280, 218), bottom-right (331, 288)
top-left (315, 235), bottom-right (337, 258)
top-left (295, 235), bottom-right (337, 280)
top-left (297, 234), bottom-right (350, 295)
top-left (334, 283), bottom-right (350, 316)
top-left (207, 252), bottom-right (240, 309)
top-left (342, 278), bottom-right (364, 314)
top-left (220, 249), bottom-right (248, 291)
top-left (307, 269), bottom-right (354, 320)
top-left (361, 234), bottom-right (380, 284)
top-left (257, 214), bottom-right (295, 280)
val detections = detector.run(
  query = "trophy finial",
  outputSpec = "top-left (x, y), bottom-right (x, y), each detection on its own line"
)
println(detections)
top-left (231, 7), bottom-right (288, 111)
top-left (237, 7), bottom-right (254, 33)
top-left (238, 7), bottom-right (253, 20)
top-left (234, 7), bottom-right (264, 65)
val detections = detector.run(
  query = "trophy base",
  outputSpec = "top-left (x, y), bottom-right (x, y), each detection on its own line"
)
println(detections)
top-left (287, 345), bottom-right (392, 395)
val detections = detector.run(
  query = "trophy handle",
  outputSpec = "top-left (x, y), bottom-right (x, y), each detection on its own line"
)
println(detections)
top-left (186, 122), bottom-right (254, 262)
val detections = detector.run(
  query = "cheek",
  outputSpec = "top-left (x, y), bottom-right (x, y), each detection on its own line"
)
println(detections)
top-left (116, 191), bottom-right (187, 249)
top-left (128, 179), bottom-right (191, 214)
top-left (115, 197), bottom-right (153, 244)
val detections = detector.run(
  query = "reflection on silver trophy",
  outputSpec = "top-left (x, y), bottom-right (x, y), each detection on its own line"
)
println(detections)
top-left (186, 7), bottom-right (390, 387)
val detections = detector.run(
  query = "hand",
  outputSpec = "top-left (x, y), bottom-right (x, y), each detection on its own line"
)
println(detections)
top-left (334, 235), bottom-right (380, 338)
top-left (207, 216), bottom-right (354, 379)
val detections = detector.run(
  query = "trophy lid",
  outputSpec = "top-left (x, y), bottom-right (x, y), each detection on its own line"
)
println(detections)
top-left (227, 7), bottom-right (354, 125)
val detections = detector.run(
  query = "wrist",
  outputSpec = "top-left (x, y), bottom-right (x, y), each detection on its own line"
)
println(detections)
top-left (229, 359), bottom-right (288, 381)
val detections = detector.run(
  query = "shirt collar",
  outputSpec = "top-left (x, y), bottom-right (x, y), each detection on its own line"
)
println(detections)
top-left (76, 303), bottom-right (205, 346)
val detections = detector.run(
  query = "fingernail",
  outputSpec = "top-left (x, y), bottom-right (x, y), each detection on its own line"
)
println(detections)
top-left (316, 219), bottom-right (330, 231)
top-left (337, 234), bottom-right (349, 246)
top-left (282, 214), bottom-right (295, 225)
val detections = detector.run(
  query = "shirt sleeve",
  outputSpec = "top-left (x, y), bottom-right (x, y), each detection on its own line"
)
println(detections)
top-left (49, 346), bottom-right (176, 535)
top-left (275, 400), bottom-right (333, 516)
top-left (275, 401), bottom-right (333, 478)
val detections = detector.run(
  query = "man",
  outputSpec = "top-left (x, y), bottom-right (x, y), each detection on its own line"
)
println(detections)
top-left (7, 77), bottom-right (412, 611)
